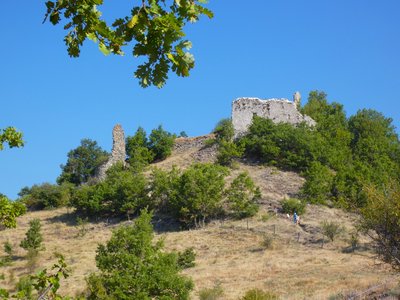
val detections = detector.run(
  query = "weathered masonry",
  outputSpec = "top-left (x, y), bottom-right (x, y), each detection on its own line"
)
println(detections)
top-left (231, 92), bottom-right (316, 138)
top-left (96, 124), bottom-right (126, 181)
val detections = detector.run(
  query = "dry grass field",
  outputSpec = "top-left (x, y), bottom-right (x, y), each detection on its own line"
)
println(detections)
top-left (1, 138), bottom-right (399, 299)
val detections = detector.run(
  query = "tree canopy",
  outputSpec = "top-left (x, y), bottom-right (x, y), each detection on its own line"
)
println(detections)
top-left (43, 0), bottom-right (213, 88)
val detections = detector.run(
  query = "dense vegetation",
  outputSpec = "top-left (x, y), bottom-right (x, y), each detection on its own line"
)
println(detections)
top-left (71, 162), bottom-right (259, 227)
top-left (236, 91), bottom-right (400, 209)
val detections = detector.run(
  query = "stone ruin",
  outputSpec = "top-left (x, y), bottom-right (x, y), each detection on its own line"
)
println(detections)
top-left (232, 92), bottom-right (316, 138)
top-left (96, 124), bottom-right (126, 181)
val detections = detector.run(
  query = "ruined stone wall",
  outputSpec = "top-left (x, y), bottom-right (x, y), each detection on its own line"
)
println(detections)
top-left (232, 97), bottom-right (316, 138)
top-left (96, 124), bottom-right (126, 181)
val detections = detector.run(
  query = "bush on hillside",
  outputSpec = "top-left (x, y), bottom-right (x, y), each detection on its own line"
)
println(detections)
top-left (18, 183), bottom-right (73, 210)
top-left (86, 209), bottom-right (193, 299)
top-left (71, 163), bottom-right (149, 218)
top-left (148, 125), bottom-right (176, 161)
top-left (226, 172), bottom-right (260, 219)
top-left (169, 163), bottom-right (229, 228)
top-left (321, 220), bottom-right (344, 242)
top-left (281, 198), bottom-right (306, 215)
top-left (241, 288), bottom-right (278, 300)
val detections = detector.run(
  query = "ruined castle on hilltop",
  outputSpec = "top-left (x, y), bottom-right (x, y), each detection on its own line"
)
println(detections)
top-left (97, 92), bottom-right (316, 179)
top-left (232, 92), bottom-right (316, 138)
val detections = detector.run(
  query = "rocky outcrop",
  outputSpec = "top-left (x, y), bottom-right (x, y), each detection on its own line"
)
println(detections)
top-left (96, 124), bottom-right (126, 181)
top-left (232, 93), bottom-right (316, 138)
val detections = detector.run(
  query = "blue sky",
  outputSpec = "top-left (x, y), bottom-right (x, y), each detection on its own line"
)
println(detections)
top-left (1, 1), bottom-right (399, 199)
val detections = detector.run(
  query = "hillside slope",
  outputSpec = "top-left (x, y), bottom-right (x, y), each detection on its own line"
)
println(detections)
top-left (0, 137), bottom-right (398, 299)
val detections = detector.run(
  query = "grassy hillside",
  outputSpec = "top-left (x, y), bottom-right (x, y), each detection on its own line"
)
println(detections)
top-left (1, 139), bottom-right (398, 299)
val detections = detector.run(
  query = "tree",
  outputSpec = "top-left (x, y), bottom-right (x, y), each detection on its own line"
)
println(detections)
top-left (57, 138), bottom-right (108, 185)
top-left (226, 172), bottom-right (260, 219)
top-left (0, 195), bottom-right (26, 230)
top-left (126, 127), bottom-right (154, 169)
top-left (18, 183), bottom-right (73, 210)
top-left (360, 181), bottom-right (400, 270)
top-left (43, 0), bottom-right (213, 88)
top-left (170, 163), bottom-right (229, 227)
top-left (0, 127), bottom-right (24, 150)
top-left (148, 125), bottom-right (176, 161)
top-left (86, 209), bottom-right (193, 299)
top-left (20, 219), bottom-right (44, 255)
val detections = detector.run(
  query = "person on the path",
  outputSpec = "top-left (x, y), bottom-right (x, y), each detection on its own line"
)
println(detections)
top-left (293, 212), bottom-right (298, 225)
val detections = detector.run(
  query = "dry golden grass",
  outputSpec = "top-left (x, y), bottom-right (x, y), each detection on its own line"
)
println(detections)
top-left (1, 141), bottom-right (398, 299)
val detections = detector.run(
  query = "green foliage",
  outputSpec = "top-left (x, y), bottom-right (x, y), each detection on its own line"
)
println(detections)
top-left (281, 198), bottom-right (306, 215)
top-left (169, 163), bottom-right (229, 227)
top-left (321, 220), bottom-right (344, 242)
top-left (76, 217), bottom-right (89, 237)
top-left (198, 282), bottom-right (224, 300)
top-left (216, 140), bottom-right (244, 166)
top-left (177, 247), bottom-right (196, 269)
top-left (241, 288), bottom-right (278, 300)
top-left (148, 125), bottom-right (176, 161)
top-left (213, 119), bottom-right (244, 166)
top-left (86, 209), bottom-right (193, 299)
top-left (71, 163), bottom-right (148, 217)
top-left (18, 183), bottom-right (73, 210)
top-left (213, 118), bottom-right (234, 142)
top-left (44, 0), bottom-right (213, 88)
top-left (241, 116), bottom-right (324, 171)
top-left (57, 138), bottom-right (108, 186)
top-left (360, 181), bottom-right (400, 270)
top-left (3, 241), bottom-right (13, 262)
top-left (226, 172), bottom-right (260, 219)
top-left (238, 90), bottom-right (400, 210)
top-left (126, 127), bottom-right (154, 170)
top-left (0, 196), bottom-right (26, 229)
top-left (0, 127), bottom-right (24, 150)
top-left (20, 219), bottom-right (44, 252)
top-left (301, 161), bottom-right (335, 204)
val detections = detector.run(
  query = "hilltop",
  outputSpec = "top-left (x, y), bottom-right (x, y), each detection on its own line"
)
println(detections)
top-left (0, 137), bottom-right (398, 299)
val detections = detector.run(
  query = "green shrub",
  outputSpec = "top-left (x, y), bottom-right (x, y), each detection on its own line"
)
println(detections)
top-left (126, 127), bottom-right (154, 170)
top-left (261, 234), bottom-right (275, 250)
top-left (86, 209), bottom-right (193, 299)
top-left (3, 241), bottom-right (13, 262)
top-left (76, 216), bottom-right (89, 237)
top-left (20, 219), bottom-right (43, 253)
top-left (71, 163), bottom-right (149, 218)
top-left (213, 118), bottom-right (234, 142)
top-left (216, 140), bottom-right (244, 167)
top-left (281, 198), bottom-right (306, 215)
top-left (199, 282), bottom-right (224, 300)
top-left (321, 220), bottom-right (344, 242)
top-left (15, 276), bottom-right (33, 299)
top-left (148, 125), bottom-right (176, 161)
top-left (177, 247), bottom-right (196, 269)
top-left (226, 172), bottom-right (260, 219)
top-left (169, 163), bottom-right (229, 228)
top-left (18, 183), bottom-right (73, 210)
top-left (241, 288), bottom-right (278, 300)
top-left (301, 161), bottom-right (334, 204)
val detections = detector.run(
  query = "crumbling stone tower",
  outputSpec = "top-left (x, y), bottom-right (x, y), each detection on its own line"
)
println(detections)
top-left (96, 124), bottom-right (126, 181)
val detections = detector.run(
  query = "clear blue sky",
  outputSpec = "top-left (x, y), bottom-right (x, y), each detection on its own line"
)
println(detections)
top-left (1, 1), bottom-right (399, 199)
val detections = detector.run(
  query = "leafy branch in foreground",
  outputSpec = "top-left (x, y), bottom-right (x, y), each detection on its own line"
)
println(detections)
top-left (43, 0), bottom-right (213, 88)
top-left (0, 127), bottom-right (24, 150)
top-left (0, 254), bottom-right (71, 300)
